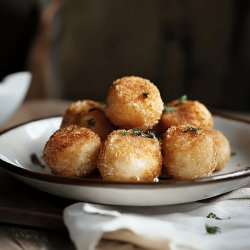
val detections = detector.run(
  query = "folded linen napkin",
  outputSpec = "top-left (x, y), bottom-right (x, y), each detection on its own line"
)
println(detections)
top-left (63, 186), bottom-right (250, 250)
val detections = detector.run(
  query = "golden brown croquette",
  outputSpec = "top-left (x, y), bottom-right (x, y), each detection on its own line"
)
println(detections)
top-left (97, 129), bottom-right (162, 182)
top-left (61, 100), bottom-right (114, 140)
top-left (162, 125), bottom-right (216, 180)
top-left (43, 76), bottom-right (232, 182)
top-left (61, 99), bottom-right (104, 127)
top-left (105, 76), bottom-right (164, 131)
top-left (160, 97), bottom-right (213, 132)
top-left (43, 125), bottom-right (101, 177)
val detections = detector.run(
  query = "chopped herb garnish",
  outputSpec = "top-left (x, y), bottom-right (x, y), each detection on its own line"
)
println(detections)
top-left (143, 92), bottom-right (149, 98)
top-left (145, 131), bottom-right (157, 139)
top-left (132, 128), bottom-right (143, 136)
top-left (163, 106), bottom-right (177, 113)
top-left (231, 151), bottom-right (236, 156)
top-left (205, 224), bottom-right (221, 234)
top-left (86, 118), bottom-right (96, 126)
top-left (183, 125), bottom-right (199, 133)
top-left (176, 95), bottom-right (187, 104)
top-left (121, 130), bottom-right (128, 136)
top-left (131, 128), bottom-right (156, 139)
top-left (207, 213), bottom-right (222, 220)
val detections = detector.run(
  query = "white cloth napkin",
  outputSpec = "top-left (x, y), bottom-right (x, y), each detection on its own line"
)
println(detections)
top-left (63, 186), bottom-right (250, 250)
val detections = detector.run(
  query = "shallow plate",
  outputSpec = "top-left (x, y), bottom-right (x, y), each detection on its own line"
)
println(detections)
top-left (0, 116), bottom-right (250, 206)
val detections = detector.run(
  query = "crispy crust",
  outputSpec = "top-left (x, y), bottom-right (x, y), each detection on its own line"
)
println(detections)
top-left (43, 125), bottom-right (101, 177)
top-left (97, 129), bottom-right (162, 182)
top-left (61, 100), bottom-right (113, 140)
top-left (162, 125), bottom-right (216, 180)
top-left (105, 76), bottom-right (164, 131)
top-left (160, 100), bottom-right (213, 133)
top-left (211, 129), bottom-right (231, 171)
top-left (43, 77), bottom-right (230, 182)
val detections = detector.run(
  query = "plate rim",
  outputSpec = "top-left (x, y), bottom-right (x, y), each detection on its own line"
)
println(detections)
top-left (0, 114), bottom-right (250, 188)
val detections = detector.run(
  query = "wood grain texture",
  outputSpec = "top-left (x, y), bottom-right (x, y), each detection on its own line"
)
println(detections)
top-left (0, 168), bottom-right (73, 230)
top-left (0, 224), bottom-right (75, 250)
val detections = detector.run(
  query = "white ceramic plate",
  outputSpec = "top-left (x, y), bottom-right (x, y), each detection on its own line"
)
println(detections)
top-left (0, 116), bottom-right (250, 206)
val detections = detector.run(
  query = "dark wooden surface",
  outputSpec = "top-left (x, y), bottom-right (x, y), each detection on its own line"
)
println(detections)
top-left (0, 168), bottom-right (76, 249)
top-left (0, 224), bottom-right (75, 250)
top-left (0, 169), bottom-right (74, 230)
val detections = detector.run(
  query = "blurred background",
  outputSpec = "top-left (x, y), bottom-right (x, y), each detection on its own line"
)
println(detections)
top-left (1, 0), bottom-right (250, 111)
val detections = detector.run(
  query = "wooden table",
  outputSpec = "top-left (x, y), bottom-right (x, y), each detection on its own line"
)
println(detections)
top-left (0, 99), bottom-right (250, 250)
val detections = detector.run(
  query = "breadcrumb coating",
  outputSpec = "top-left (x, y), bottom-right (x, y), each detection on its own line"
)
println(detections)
top-left (43, 76), bottom-right (231, 182)
top-left (105, 76), bottom-right (164, 131)
top-left (97, 129), bottom-right (162, 182)
top-left (61, 100), bottom-right (114, 140)
top-left (211, 129), bottom-right (231, 171)
top-left (162, 125), bottom-right (216, 180)
top-left (160, 100), bottom-right (213, 133)
top-left (43, 125), bottom-right (101, 177)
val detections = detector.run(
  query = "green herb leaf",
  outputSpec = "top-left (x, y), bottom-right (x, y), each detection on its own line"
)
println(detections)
top-left (132, 128), bottom-right (143, 136)
top-left (86, 118), bottom-right (96, 126)
top-left (183, 125), bottom-right (199, 133)
top-left (231, 151), bottom-right (236, 156)
top-left (205, 224), bottom-right (221, 234)
top-left (207, 213), bottom-right (222, 220)
top-left (176, 95), bottom-right (187, 104)
top-left (145, 131), bottom-right (156, 139)
top-left (131, 128), bottom-right (156, 139)
top-left (143, 92), bottom-right (149, 98)
top-left (163, 106), bottom-right (177, 113)
top-left (121, 130), bottom-right (128, 136)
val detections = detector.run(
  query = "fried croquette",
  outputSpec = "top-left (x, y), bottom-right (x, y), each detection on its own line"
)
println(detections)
top-left (97, 129), bottom-right (162, 182)
top-left (61, 99), bottom-right (104, 127)
top-left (43, 125), bottom-right (101, 177)
top-left (61, 100), bottom-right (114, 140)
top-left (105, 76), bottom-right (164, 131)
top-left (162, 125), bottom-right (216, 180)
top-left (211, 129), bottom-right (231, 171)
top-left (160, 96), bottom-right (213, 132)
